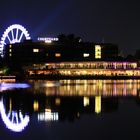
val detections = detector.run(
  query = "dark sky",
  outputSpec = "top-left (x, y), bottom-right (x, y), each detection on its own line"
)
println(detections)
top-left (0, 0), bottom-right (140, 55)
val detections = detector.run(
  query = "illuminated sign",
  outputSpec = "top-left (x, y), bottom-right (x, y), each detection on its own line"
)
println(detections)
top-left (38, 37), bottom-right (58, 43)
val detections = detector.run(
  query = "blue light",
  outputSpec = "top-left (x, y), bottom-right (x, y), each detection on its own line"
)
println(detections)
top-left (0, 98), bottom-right (30, 132)
top-left (0, 83), bottom-right (31, 91)
top-left (0, 24), bottom-right (31, 57)
top-left (32, 0), bottom-right (72, 38)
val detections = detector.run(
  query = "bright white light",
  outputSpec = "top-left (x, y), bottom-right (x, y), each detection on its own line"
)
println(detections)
top-left (0, 24), bottom-right (31, 57)
top-left (83, 53), bottom-right (90, 57)
top-left (0, 99), bottom-right (30, 132)
top-left (33, 49), bottom-right (39, 53)
top-left (38, 37), bottom-right (58, 43)
top-left (38, 109), bottom-right (59, 121)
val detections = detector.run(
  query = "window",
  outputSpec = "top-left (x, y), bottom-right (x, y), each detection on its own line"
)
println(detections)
top-left (83, 53), bottom-right (89, 57)
top-left (33, 49), bottom-right (39, 53)
top-left (55, 53), bottom-right (61, 57)
top-left (95, 45), bottom-right (101, 59)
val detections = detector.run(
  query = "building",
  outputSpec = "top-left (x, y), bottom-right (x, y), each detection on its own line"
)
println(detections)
top-left (4, 39), bottom-right (118, 63)
top-left (3, 39), bottom-right (140, 78)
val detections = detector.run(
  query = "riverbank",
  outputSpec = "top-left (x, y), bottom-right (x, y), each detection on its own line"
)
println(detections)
top-left (25, 75), bottom-right (140, 80)
top-left (0, 75), bottom-right (16, 82)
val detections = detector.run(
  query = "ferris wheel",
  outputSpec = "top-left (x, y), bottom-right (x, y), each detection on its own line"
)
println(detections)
top-left (0, 24), bottom-right (31, 57)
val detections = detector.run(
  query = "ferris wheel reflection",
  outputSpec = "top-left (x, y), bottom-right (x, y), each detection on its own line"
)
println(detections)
top-left (0, 98), bottom-right (30, 132)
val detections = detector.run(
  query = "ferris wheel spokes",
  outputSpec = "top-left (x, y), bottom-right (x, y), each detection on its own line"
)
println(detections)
top-left (15, 28), bottom-right (19, 42)
top-left (11, 29), bottom-right (14, 43)
top-left (0, 24), bottom-right (31, 57)
top-left (18, 32), bottom-right (24, 43)
top-left (7, 34), bottom-right (12, 44)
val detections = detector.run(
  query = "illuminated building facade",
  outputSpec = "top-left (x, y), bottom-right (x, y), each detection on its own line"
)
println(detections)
top-left (4, 39), bottom-right (140, 78)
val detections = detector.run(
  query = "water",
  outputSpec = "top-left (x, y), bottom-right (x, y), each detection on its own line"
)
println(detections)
top-left (0, 79), bottom-right (140, 140)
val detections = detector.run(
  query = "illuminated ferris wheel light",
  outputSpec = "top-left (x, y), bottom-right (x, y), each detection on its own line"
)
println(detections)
top-left (0, 24), bottom-right (31, 57)
top-left (0, 98), bottom-right (30, 132)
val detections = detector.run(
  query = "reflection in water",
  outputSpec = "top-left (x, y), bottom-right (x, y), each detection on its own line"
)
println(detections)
top-left (29, 79), bottom-right (140, 96)
top-left (38, 109), bottom-right (59, 121)
top-left (1, 80), bottom-right (140, 133)
top-left (0, 83), bottom-right (30, 91)
top-left (83, 97), bottom-right (90, 107)
top-left (0, 98), bottom-right (30, 132)
top-left (0, 90), bottom-right (119, 132)
top-left (95, 96), bottom-right (101, 114)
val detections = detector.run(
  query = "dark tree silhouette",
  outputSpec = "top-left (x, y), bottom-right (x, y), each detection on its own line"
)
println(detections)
top-left (135, 49), bottom-right (140, 59)
top-left (57, 34), bottom-right (82, 44)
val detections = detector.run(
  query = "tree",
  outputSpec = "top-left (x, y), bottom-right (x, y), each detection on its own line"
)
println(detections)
top-left (135, 49), bottom-right (140, 59)
top-left (57, 34), bottom-right (82, 44)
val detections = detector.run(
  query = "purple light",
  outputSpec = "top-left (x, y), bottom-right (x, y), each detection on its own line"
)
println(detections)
top-left (0, 83), bottom-right (31, 91)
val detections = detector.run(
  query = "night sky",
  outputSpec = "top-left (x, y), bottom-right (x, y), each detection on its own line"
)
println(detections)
top-left (0, 0), bottom-right (140, 55)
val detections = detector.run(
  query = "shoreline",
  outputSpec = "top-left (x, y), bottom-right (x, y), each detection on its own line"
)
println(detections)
top-left (25, 75), bottom-right (140, 80)
top-left (2, 75), bottom-right (140, 81)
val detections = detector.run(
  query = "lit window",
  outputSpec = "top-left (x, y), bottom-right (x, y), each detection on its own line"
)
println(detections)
top-left (95, 45), bottom-right (101, 59)
top-left (9, 53), bottom-right (12, 57)
top-left (9, 49), bottom-right (12, 52)
top-left (9, 45), bottom-right (12, 48)
top-left (83, 53), bottom-right (89, 57)
top-left (95, 96), bottom-right (101, 114)
top-left (33, 49), bottom-right (39, 53)
top-left (45, 40), bottom-right (52, 43)
top-left (55, 53), bottom-right (61, 57)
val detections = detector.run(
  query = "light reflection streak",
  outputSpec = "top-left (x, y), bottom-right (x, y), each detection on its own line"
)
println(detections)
top-left (95, 96), bottom-right (101, 114)
top-left (0, 83), bottom-right (30, 91)
top-left (38, 109), bottom-right (58, 122)
top-left (30, 80), bottom-right (140, 97)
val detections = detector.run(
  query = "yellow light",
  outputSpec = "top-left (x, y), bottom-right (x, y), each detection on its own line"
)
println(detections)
top-left (45, 108), bottom-right (51, 112)
top-left (83, 96), bottom-right (89, 107)
top-left (95, 96), bottom-right (101, 114)
top-left (55, 53), bottom-right (61, 57)
top-left (45, 40), bottom-right (52, 43)
top-left (9, 98), bottom-right (12, 111)
top-left (55, 98), bottom-right (61, 106)
top-left (33, 49), bottom-right (39, 52)
top-left (33, 101), bottom-right (39, 111)
top-left (95, 45), bottom-right (101, 59)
